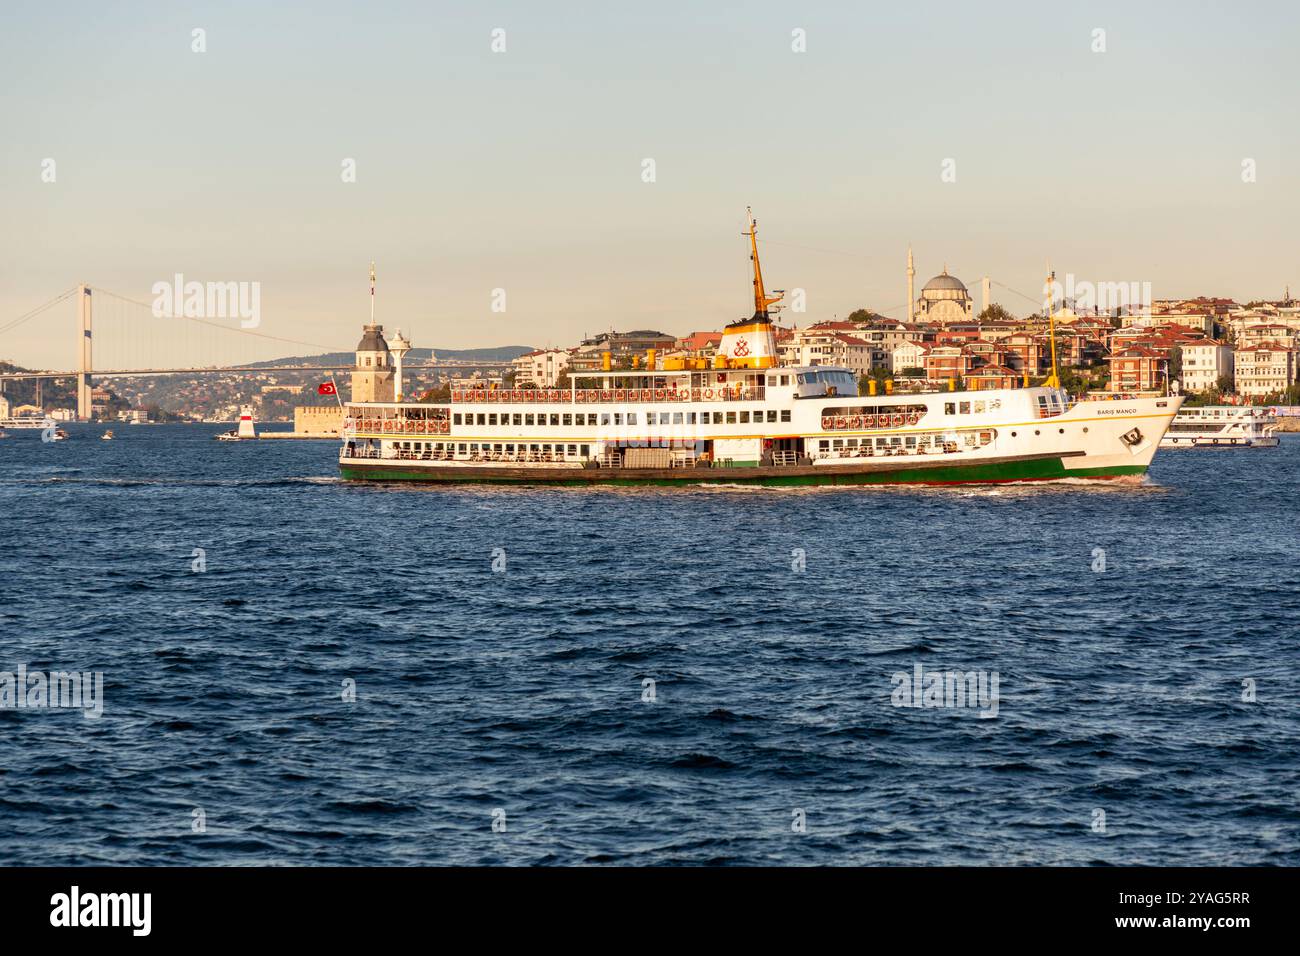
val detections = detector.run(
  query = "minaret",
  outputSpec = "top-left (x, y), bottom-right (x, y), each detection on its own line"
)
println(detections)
top-left (906, 247), bottom-right (916, 322)
top-left (982, 276), bottom-right (991, 316)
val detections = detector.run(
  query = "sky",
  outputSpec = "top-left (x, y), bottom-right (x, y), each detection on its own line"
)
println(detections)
top-left (1, 0), bottom-right (1297, 369)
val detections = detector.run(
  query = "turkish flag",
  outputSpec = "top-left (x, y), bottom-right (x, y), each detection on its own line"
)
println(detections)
top-left (317, 382), bottom-right (337, 395)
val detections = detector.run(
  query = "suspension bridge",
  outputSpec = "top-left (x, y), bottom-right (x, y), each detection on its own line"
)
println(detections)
top-left (0, 286), bottom-right (511, 419)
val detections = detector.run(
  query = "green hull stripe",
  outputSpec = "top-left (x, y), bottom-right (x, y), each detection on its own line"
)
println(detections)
top-left (339, 458), bottom-right (1147, 487)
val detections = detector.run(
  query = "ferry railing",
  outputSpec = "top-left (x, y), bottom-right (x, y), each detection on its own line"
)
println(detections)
top-left (345, 417), bottom-right (451, 435)
top-left (449, 386), bottom-right (766, 404)
top-left (820, 410), bottom-right (925, 430)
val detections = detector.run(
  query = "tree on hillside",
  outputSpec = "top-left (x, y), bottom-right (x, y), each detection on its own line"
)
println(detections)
top-left (977, 304), bottom-right (1017, 323)
top-left (1167, 346), bottom-right (1183, 386)
top-left (420, 383), bottom-right (451, 402)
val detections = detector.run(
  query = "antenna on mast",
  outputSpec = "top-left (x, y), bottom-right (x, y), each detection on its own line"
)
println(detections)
top-left (369, 261), bottom-right (377, 325)
top-left (744, 206), bottom-right (784, 320)
top-left (1044, 264), bottom-right (1061, 389)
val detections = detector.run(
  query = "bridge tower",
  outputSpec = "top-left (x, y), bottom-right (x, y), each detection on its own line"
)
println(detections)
top-left (77, 284), bottom-right (92, 421)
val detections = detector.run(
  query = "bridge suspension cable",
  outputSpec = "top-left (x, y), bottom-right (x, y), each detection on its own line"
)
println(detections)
top-left (0, 287), bottom-right (78, 337)
top-left (88, 287), bottom-right (348, 354)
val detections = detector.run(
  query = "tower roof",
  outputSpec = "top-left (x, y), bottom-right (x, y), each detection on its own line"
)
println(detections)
top-left (356, 323), bottom-right (388, 352)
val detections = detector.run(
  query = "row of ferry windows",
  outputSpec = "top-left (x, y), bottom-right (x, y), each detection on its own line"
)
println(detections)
top-left (819, 432), bottom-right (987, 450)
top-left (393, 441), bottom-right (590, 456)
top-left (452, 410), bottom-right (792, 427)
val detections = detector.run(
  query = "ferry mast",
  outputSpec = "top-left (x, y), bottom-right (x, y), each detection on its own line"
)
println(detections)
top-left (1044, 266), bottom-right (1061, 389)
top-left (717, 208), bottom-right (783, 369)
top-left (746, 207), bottom-right (784, 320)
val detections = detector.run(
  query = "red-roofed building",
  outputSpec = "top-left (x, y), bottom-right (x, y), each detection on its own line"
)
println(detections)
top-left (676, 331), bottom-right (722, 355)
top-left (1109, 345), bottom-right (1167, 393)
top-left (967, 364), bottom-right (1020, 390)
top-left (924, 345), bottom-right (976, 383)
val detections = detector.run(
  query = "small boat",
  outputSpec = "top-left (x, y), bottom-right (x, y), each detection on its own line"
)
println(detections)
top-left (101, 430), bottom-right (115, 440)
top-left (0, 430), bottom-right (9, 440)
top-left (52, 428), bottom-right (69, 442)
top-left (216, 406), bottom-right (257, 441)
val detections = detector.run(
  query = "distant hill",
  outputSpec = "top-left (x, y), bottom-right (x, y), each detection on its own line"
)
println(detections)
top-left (249, 346), bottom-right (536, 367)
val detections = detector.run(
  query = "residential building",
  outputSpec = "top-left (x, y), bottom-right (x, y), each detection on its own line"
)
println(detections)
top-left (1179, 341), bottom-right (1233, 394)
top-left (512, 348), bottom-right (572, 388)
top-left (1234, 344), bottom-right (1298, 398)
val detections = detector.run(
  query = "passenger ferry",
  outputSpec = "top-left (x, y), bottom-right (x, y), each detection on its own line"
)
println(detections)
top-left (338, 214), bottom-right (1183, 486)
top-left (1159, 405), bottom-right (1279, 449)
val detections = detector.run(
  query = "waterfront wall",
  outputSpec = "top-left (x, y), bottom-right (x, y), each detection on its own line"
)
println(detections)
top-left (294, 405), bottom-right (344, 436)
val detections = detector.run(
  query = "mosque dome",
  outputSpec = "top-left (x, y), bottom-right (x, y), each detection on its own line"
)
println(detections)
top-left (922, 270), bottom-right (968, 294)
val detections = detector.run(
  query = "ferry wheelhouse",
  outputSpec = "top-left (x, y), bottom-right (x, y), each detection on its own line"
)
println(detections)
top-left (1159, 405), bottom-right (1279, 448)
top-left (338, 213), bottom-right (1183, 486)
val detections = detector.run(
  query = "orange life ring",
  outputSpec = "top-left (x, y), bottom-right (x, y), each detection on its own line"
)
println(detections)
top-left (704, 388), bottom-right (715, 400)
top-left (655, 389), bottom-right (666, 401)
top-left (849, 416), bottom-right (863, 429)
top-left (821, 416), bottom-right (834, 430)
top-left (909, 412), bottom-right (921, 425)
top-left (835, 417), bottom-right (847, 429)
top-left (891, 413), bottom-right (904, 427)
top-left (615, 389), bottom-right (626, 402)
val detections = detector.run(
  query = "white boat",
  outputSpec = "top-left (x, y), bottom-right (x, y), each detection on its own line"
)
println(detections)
top-left (338, 212), bottom-right (1183, 487)
top-left (0, 416), bottom-right (49, 430)
top-left (1159, 405), bottom-right (1279, 448)
top-left (101, 430), bottom-right (115, 441)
